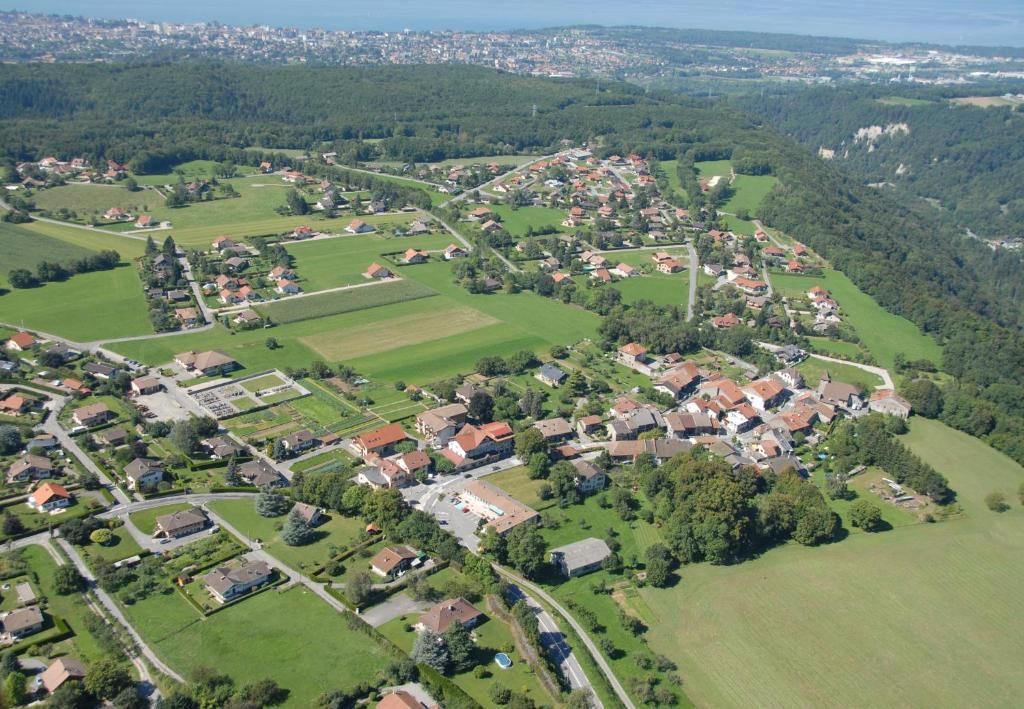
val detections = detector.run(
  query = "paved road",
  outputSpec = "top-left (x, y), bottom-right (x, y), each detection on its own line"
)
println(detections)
top-left (57, 537), bottom-right (185, 684)
top-left (214, 277), bottom-right (398, 315)
top-left (178, 254), bottom-right (214, 324)
top-left (361, 592), bottom-right (430, 628)
top-left (437, 152), bottom-right (562, 210)
top-left (809, 353), bottom-right (894, 390)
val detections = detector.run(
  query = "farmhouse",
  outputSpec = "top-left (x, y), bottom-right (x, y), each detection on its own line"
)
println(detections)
top-left (572, 459), bottom-right (607, 493)
top-left (416, 598), bottom-right (483, 633)
top-left (459, 480), bottom-right (538, 535)
top-left (72, 402), bottom-right (112, 427)
top-left (7, 454), bottom-right (53, 483)
top-left (868, 389), bottom-right (913, 419)
top-left (370, 545), bottom-right (419, 579)
top-left (27, 482), bottom-right (72, 512)
top-left (174, 350), bottom-right (239, 376)
top-left (124, 458), bottom-right (165, 490)
top-left (154, 508), bottom-right (209, 538)
top-left (204, 560), bottom-right (273, 603)
top-left (353, 423), bottom-right (408, 458)
top-left (549, 538), bottom-right (612, 577)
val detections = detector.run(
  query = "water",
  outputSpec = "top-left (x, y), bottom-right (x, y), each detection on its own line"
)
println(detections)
top-left (15, 0), bottom-right (1024, 47)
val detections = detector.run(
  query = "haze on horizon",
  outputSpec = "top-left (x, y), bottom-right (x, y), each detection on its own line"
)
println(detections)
top-left (13, 0), bottom-right (1024, 47)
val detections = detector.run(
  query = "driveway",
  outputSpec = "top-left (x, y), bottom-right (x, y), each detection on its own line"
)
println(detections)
top-left (360, 592), bottom-right (431, 628)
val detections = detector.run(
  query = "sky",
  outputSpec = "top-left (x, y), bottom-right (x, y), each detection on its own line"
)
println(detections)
top-left (14, 0), bottom-right (1024, 46)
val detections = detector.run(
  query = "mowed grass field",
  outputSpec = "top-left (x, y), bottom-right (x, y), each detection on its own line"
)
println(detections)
top-left (123, 584), bottom-right (393, 706)
top-left (695, 160), bottom-right (732, 179)
top-left (488, 204), bottom-right (571, 237)
top-left (0, 221), bottom-right (98, 278)
top-left (721, 174), bottom-right (778, 215)
top-left (773, 269), bottom-right (942, 369)
top-left (286, 231), bottom-right (450, 291)
top-left (613, 273), bottom-right (688, 307)
top-left (32, 183), bottom-right (157, 220)
top-left (642, 417), bottom-right (1024, 709)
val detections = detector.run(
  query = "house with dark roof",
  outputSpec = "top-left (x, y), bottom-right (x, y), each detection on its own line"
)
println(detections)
top-left (239, 460), bottom-right (285, 488)
top-left (535, 363), bottom-right (567, 387)
top-left (370, 545), bottom-right (419, 579)
top-left (416, 598), bottom-right (484, 634)
top-left (549, 538), bottom-right (612, 577)
top-left (155, 508), bottom-right (209, 538)
top-left (123, 458), bottom-right (165, 490)
top-left (203, 560), bottom-right (273, 603)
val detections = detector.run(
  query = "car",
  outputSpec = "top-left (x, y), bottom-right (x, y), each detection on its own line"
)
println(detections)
top-left (463, 473), bottom-right (472, 478)
top-left (439, 520), bottom-right (448, 526)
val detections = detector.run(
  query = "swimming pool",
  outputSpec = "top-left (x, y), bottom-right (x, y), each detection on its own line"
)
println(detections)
top-left (494, 652), bottom-right (512, 669)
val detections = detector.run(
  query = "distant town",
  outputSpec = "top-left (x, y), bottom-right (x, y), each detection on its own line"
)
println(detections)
top-left (3, 11), bottom-right (1024, 86)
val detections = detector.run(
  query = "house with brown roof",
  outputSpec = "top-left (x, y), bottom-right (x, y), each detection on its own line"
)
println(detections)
top-left (817, 374), bottom-right (864, 410)
top-left (292, 502), bottom-right (325, 526)
top-left (124, 458), bottom-right (165, 490)
top-left (40, 657), bottom-right (86, 693)
top-left (204, 560), bottom-right (273, 603)
top-left (458, 480), bottom-right (537, 536)
top-left (5, 331), bottom-right (36, 351)
top-left (532, 417), bottom-right (574, 443)
top-left (281, 429), bottom-right (320, 454)
top-left (174, 350), bottom-right (239, 376)
top-left (416, 598), bottom-right (483, 633)
top-left (571, 459), bottom-right (606, 494)
top-left (364, 262), bottom-right (393, 279)
top-left (95, 427), bottom-right (128, 448)
top-left (404, 248), bottom-right (429, 264)
top-left (712, 312), bottom-right (741, 329)
top-left (616, 342), bottom-right (649, 369)
top-left (1, 606), bottom-right (44, 639)
top-left (377, 691), bottom-right (428, 709)
top-left (27, 482), bottom-right (72, 512)
top-left (353, 423), bottom-right (408, 458)
top-left (443, 244), bottom-right (467, 260)
top-left (239, 460), bottom-right (285, 488)
top-left (445, 422), bottom-right (514, 467)
top-left (72, 402), bottom-right (112, 428)
top-left (741, 378), bottom-right (788, 412)
top-left (654, 362), bottom-right (701, 400)
top-left (154, 508), bottom-right (209, 538)
top-left (7, 454), bottom-right (53, 483)
top-left (0, 395), bottom-right (33, 415)
top-left (346, 219), bottom-right (375, 234)
top-left (370, 545), bottom-right (419, 579)
top-left (608, 438), bottom-right (692, 465)
top-left (131, 376), bottom-right (161, 396)
top-left (868, 389), bottom-right (912, 419)
top-left (415, 403), bottom-right (468, 445)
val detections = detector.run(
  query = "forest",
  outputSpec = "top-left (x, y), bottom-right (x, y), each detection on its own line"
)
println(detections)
top-left (734, 84), bottom-right (1024, 241)
top-left (1, 61), bottom-right (1022, 464)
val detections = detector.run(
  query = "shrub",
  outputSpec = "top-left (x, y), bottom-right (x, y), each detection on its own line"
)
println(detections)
top-left (985, 491), bottom-right (1010, 513)
top-left (90, 528), bottom-right (114, 545)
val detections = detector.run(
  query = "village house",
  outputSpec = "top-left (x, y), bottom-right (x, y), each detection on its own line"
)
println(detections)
top-left (741, 378), bottom-right (788, 412)
top-left (212, 236), bottom-right (237, 251)
top-left (239, 460), bottom-right (285, 488)
top-left (712, 312), bottom-right (741, 329)
top-left (353, 423), bottom-right (408, 458)
top-left (532, 417), bottom-right (574, 443)
top-left (702, 263), bottom-right (725, 278)
top-left (346, 219), bottom-right (375, 234)
top-left (416, 597), bottom-right (484, 633)
top-left (657, 258), bottom-right (683, 274)
top-left (607, 407), bottom-right (664, 441)
top-left (134, 214), bottom-right (157, 229)
top-left (94, 426), bottom-right (128, 448)
top-left (40, 657), bottom-right (87, 694)
top-left (200, 435), bottom-right (245, 460)
top-left (104, 207), bottom-right (132, 221)
top-left (72, 402), bottom-right (112, 428)
top-left (370, 545), bottom-right (419, 580)
top-left (1, 606), bottom-right (44, 640)
top-left (535, 363), bottom-right (567, 387)
top-left (575, 415), bottom-right (604, 437)
top-left (549, 538), bottom-right (612, 578)
top-left (175, 307), bottom-right (201, 327)
top-left (154, 508), bottom-right (209, 539)
top-left (281, 429), bottom-right (320, 454)
top-left (275, 279), bottom-right (302, 295)
top-left (415, 403), bottom-right (468, 445)
top-left (444, 244), bottom-right (467, 260)
top-left (654, 362), bottom-right (701, 400)
top-left (458, 480), bottom-right (538, 536)
top-left (664, 411), bottom-right (717, 438)
top-left (7, 454), bottom-right (53, 484)
top-left (27, 482), bottom-right (72, 512)
top-left (364, 262), bottom-right (393, 279)
top-left (817, 374), bottom-right (864, 410)
top-left (233, 309), bottom-right (262, 326)
top-left (123, 458), bottom-right (165, 490)
top-left (292, 502), bottom-right (325, 526)
top-left (404, 248), bottom-right (429, 264)
top-left (616, 342), bottom-right (650, 371)
top-left (0, 394), bottom-right (35, 416)
top-left (571, 459), bottom-right (607, 494)
top-left (26, 433), bottom-right (59, 452)
top-left (5, 332), bottom-right (37, 352)
top-left (608, 438), bottom-right (692, 465)
top-left (204, 560), bottom-right (273, 603)
top-left (377, 691), bottom-right (428, 709)
top-left (83, 362), bottom-right (116, 379)
top-left (611, 263), bottom-right (637, 278)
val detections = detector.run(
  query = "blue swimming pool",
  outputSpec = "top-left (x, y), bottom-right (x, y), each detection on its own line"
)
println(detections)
top-left (494, 653), bottom-right (512, 669)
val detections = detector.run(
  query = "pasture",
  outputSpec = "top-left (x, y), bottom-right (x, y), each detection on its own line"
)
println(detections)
top-left (772, 269), bottom-right (942, 369)
top-left (613, 273), bottom-right (689, 308)
top-left (795, 357), bottom-right (883, 391)
top-left (656, 159), bottom-right (687, 202)
top-left (642, 418), bottom-right (1024, 709)
top-left (257, 280), bottom-right (437, 324)
top-left (0, 221), bottom-right (98, 279)
top-left (31, 183), bottom-right (155, 221)
top-left (694, 160), bottom-right (732, 179)
top-left (123, 584), bottom-right (393, 707)
top-left (721, 174), bottom-right (777, 216)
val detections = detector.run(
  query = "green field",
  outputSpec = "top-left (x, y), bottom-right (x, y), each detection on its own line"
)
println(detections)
top-left (805, 336), bottom-right (862, 359)
top-left (130, 160), bottom-right (227, 186)
top-left (79, 529), bottom-right (146, 563)
top-left (0, 221), bottom-right (98, 280)
top-left (482, 466), bottom-right (552, 510)
top-left (208, 499), bottom-right (365, 572)
top-left (641, 418), bottom-right (1024, 708)
top-left (772, 269), bottom-right (942, 369)
top-left (878, 96), bottom-right (934, 106)
top-left (722, 174), bottom-right (778, 216)
top-left (286, 232), bottom-right (448, 291)
top-left (656, 159), bottom-right (687, 203)
top-left (488, 204), bottom-right (570, 237)
top-left (694, 160), bottom-right (732, 179)
top-left (795, 357), bottom-right (883, 391)
top-left (32, 183), bottom-right (156, 221)
top-left (22, 220), bottom-right (147, 258)
top-left (0, 261), bottom-right (151, 341)
top-left (613, 273), bottom-right (688, 308)
top-left (123, 583), bottom-right (393, 706)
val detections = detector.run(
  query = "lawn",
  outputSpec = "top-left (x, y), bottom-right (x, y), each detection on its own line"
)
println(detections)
top-left (128, 502), bottom-right (193, 535)
top-left (257, 279), bottom-right (438, 324)
top-left (22, 220), bottom-right (147, 258)
top-left (656, 159), bottom-right (686, 203)
top-left (805, 336), bottom-right (862, 359)
top-left (488, 204), bottom-right (571, 237)
top-left (78, 529), bottom-right (145, 563)
top-left (208, 498), bottom-right (365, 573)
top-left (694, 160), bottom-right (732, 179)
top-left (123, 584), bottom-right (394, 706)
top-left (640, 418), bottom-right (1024, 709)
top-left (613, 273), bottom-right (688, 308)
top-left (240, 373), bottom-right (287, 392)
top-left (773, 269), bottom-right (943, 369)
top-left (483, 466), bottom-right (552, 510)
top-left (286, 231), bottom-right (448, 291)
top-left (795, 357), bottom-right (883, 392)
top-left (32, 183), bottom-right (156, 223)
